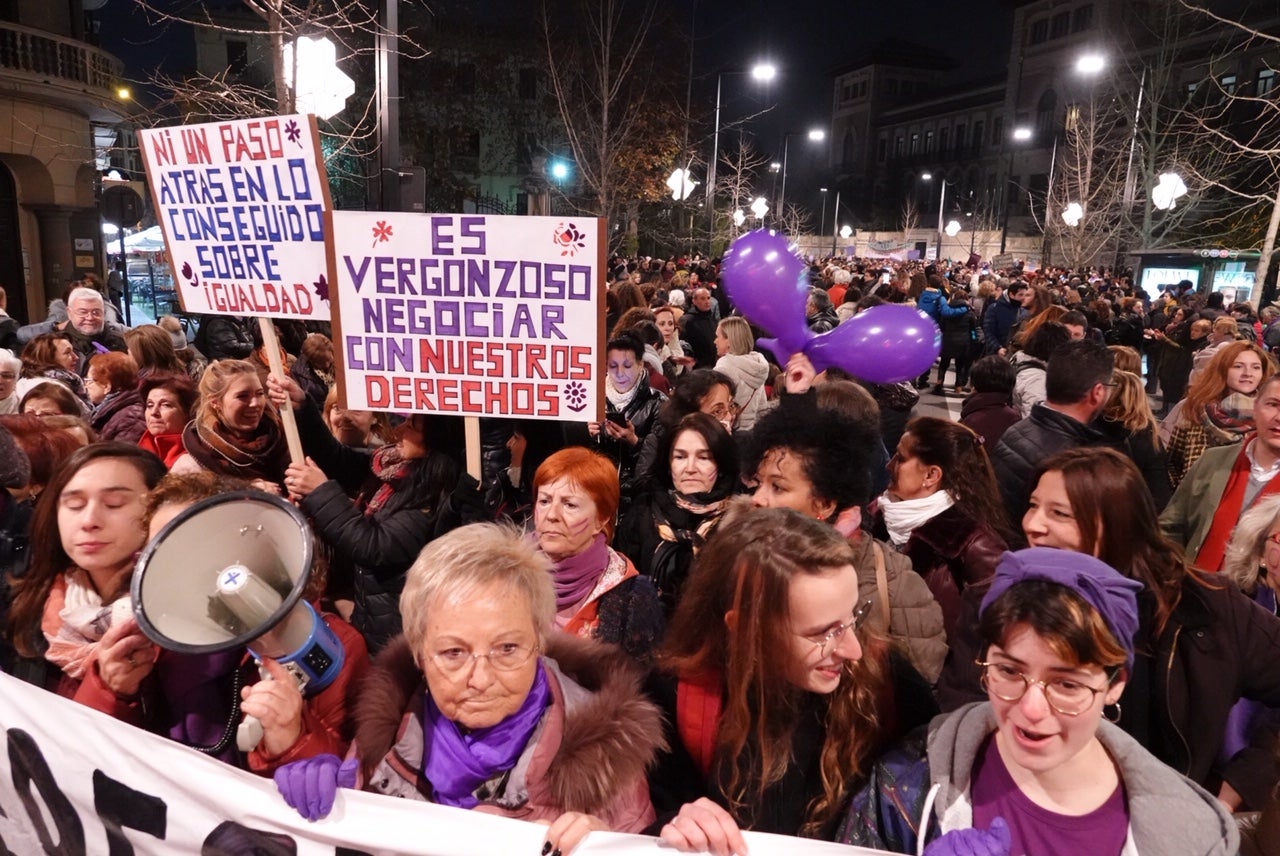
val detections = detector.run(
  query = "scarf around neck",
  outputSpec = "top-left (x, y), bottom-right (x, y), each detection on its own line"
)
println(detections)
top-left (605, 374), bottom-right (641, 412)
top-left (1203, 391), bottom-right (1256, 445)
top-left (359, 444), bottom-right (413, 517)
top-left (878, 489), bottom-right (956, 546)
top-left (549, 532), bottom-right (610, 611)
top-left (182, 416), bottom-right (287, 482)
top-left (423, 661), bottom-right (551, 808)
top-left (42, 569), bottom-right (120, 679)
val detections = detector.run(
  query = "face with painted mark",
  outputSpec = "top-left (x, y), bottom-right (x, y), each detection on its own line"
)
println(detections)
top-left (534, 476), bottom-right (607, 562)
top-left (606, 348), bottom-right (644, 394)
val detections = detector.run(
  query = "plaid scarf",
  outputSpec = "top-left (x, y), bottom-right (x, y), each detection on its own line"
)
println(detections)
top-left (358, 444), bottom-right (411, 517)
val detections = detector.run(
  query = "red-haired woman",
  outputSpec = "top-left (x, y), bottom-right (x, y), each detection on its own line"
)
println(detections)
top-left (532, 446), bottom-right (663, 660)
top-left (86, 351), bottom-right (145, 443)
top-left (650, 505), bottom-right (937, 848)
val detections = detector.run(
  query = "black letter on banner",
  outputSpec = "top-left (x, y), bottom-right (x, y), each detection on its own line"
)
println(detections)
top-left (92, 770), bottom-right (166, 855)
top-left (201, 820), bottom-right (296, 855)
top-left (6, 728), bottom-right (85, 854)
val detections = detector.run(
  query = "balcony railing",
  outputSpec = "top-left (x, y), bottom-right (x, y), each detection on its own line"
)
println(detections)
top-left (0, 21), bottom-right (123, 95)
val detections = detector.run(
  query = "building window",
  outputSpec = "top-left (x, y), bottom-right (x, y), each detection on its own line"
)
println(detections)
top-left (518, 68), bottom-right (537, 100)
top-left (1029, 18), bottom-right (1048, 44)
top-left (887, 79), bottom-right (899, 95)
top-left (1221, 73), bottom-right (1237, 95)
top-left (1072, 4), bottom-right (1093, 32)
top-left (925, 130), bottom-right (934, 153)
top-left (1036, 89), bottom-right (1058, 135)
top-left (1050, 11), bottom-right (1070, 39)
top-left (1065, 103), bottom-right (1081, 131)
top-left (859, 80), bottom-right (868, 97)
top-left (895, 136), bottom-right (905, 157)
top-left (954, 123), bottom-right (966, 152)
top-left (939, 127), bottom-right (948, 153)
top-left (226, 40), bottom-right (248, 75)
top-left (910, 132), bottom-right (920, 154)
top-left (1259, 68), bottom-right (1277, 96)
top-left (972, 120), bottom-right (985, 154)
top-left (992, 116), bottom-right (1003, 145)
top-left (877, 137), bottom-right (887, 163)
top-left (843, 130), bottom-right (857, 165)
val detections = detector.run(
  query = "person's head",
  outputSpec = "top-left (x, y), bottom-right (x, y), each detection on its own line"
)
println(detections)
top-left (20, 381), bottom-right (82, 418)
top-left (197, 360), bottom-right (268, 436)
top-left (612, 282), bottom-right (646, 315)
top-left (323, 387), bottom-right (385, 448)
top-left (658, 412), bottom-right (739, 496)
top-left (41, 415), bottom-right (96, 446)
top-left (398, 524), bottom-right (554, 731)
top-left (715, 316), bottom-right (754, 358)
top-left (1253, 375), bottom-right (1280, 461)
top-left (532, 447), bottom-right (619, 559)
top-left (662, 369), bottom-right (736, 432)
top-left (300, 334), bottom-right (334, 373)
top-left (970, 354), bottom-right (1016, 397)
top-left (1210, 316), bottom-right (1239, 345)
top-left (1107, 345), bottom-right (1141, 375)
top-left (1223, 495), bottom-right (1280, 597)
top-left (22, 332), bottom-right (77, 375)
top-left (977, 548), bottom-right (1137, 780)
top-left (662, 505), bottom-right (889, 826)
top-left (1023, 447), bottom-right (1186, 633)
top-left (156, 316), bottom-right (189, 351)
top-left (744, 403), bottom-right (874, 523)
top-left (1044, 339), bottom-right (1114, 413)
top-left (1205, 340), bottom-right (1270, 400)
top-left (604, 331), bottom-right (646, 395)
top-left (139, 373), bottom-right (197, 437)
top-left (890, 417), bottom-right (1006, 526)
top-left (143, 471), bottom-right (254, 539)
top-left (0, 414), bottom-right (80, 500)
top-left (1022, 321), bottom-right (1072, 363)
top-left (1100, 370), bottom-right (1157, 437)
top-left (653, 305), bottom-right (679, 341)
top-left (1023, 283), bottom-right (1051, 313)
top-left (692, 288), bottom-right (713, 313)
top-left (1190, 318), bottom-right (1212, 340)
top-left (630, 320), bottom-right (664, 352)
top-left (806, 287), bottom-right (832, 318)
top-left (1060, 310), bottom-right (1089, 341)
top-left (85, 352), bottom-right (138, 405)
top-left (66, 287), bottom-right (106, 336)
top-left (0, 348), bottom-right (18, 402)
top-left (8, 444), bottom-right (166, 657)
top-left (123, 325), bottom-right (182, 374)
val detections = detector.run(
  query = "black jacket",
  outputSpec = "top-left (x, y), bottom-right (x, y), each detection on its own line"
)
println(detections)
top-left (195, 315), bottom-right (255, 361)
top-left (597, 379), bottom-right (666, 502)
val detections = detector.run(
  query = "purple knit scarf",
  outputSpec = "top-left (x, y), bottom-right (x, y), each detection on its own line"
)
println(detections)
top-left (422, 662), bottom-right (551, 808)
top-left (549, 532), bottom-right (609, 611)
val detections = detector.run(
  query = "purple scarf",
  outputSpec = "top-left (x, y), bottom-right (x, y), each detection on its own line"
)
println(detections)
top-left (549, 532), bottom-right (609, 611)
top-left (423, 661), bottom-right (551, 808)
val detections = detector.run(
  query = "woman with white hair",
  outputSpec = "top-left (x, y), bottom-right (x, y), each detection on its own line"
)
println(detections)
top-left (713, 316), bottom-right (769, 432)
top-left (272, 523), bottom-right (665, 855)
top-left (0, 349), bottom-right (20, 414)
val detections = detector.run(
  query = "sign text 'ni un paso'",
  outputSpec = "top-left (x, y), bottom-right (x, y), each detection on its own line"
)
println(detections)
top-left (331, 212), bottom-right (604, 423)
top-left (136, 114), bottom-right (332, 320)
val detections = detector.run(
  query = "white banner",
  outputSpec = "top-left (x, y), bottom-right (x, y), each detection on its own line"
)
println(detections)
top-left (329, 212), bottom-right (605, 423)
top-left (0, 673), bottom-right (891, 855)
top-left (136, 114), bottom-right (333, 321)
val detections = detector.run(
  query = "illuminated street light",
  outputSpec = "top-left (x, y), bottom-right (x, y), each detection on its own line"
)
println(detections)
top-left (945, 220), bottom-right (962, 237)
top-left (666, 167), bottom-right (699, 201)
top-left (1152, 172), bottom-right (1188, 211)
top-left (777, 127), bottom-right (827, 224)
top-left (840, 225), bottom-right (853, 239)
top-left (921, 172), bottom-right (933, 181)
top-left (751, 196), bottom-right (769, 220)
top-left (1012, 126), bottom-right (1033, 142)
top-left (283, 36), bottom-right (355, 120)
top-left (751, 63), bottom-right (778, 82)
top-left (1062, 202), bottom-right (1084, 227)
top-left (1076, 53), bottom-right (1106, 75)
top-left (709, 61), bottom-right (779, 245)
top-left (549, 160), bottom-right (570, 181)
top-left (733, 209), bottom-right (747, 228)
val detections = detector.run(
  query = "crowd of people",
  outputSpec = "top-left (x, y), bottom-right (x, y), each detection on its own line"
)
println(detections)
top-left (2, 255), bottom-right (1279, 856)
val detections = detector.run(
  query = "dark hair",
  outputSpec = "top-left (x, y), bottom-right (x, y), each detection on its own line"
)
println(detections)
top-left (20, 332), bottom-right (74, 377)
top-left (654, 412), bottom-right (739, 494)
top-left (0, 414), bottom-right (80, 490)
top-left (1060, 310), bottom-right (1089, 329)
top-left (970, 354), bottom-right (1016, 395)
top-left (902, 417), bottom-right (1010, 538)
top-left (19, 382), bottom-right (82, 416)
top-left (659, 369), bottom-right (736, 432)
top-left (1023, 321), bottom-right (1073, 362)
top-left (139, 372), bottom-right (199, 419)
top-left (1045, 339), bottom-right (1114, 404)
top-left (7, 443), bottom-right (167, 657)
top-left (631, 320), bottom-right (664, 350)
top-left (609, 307), bottom-right (657, 341)
top-left (742, 401), bottom-right (875, 515)
top-left (979, 579), bottom-right (1128, 672)
top-left (605, 330), bottom-right (645, 362)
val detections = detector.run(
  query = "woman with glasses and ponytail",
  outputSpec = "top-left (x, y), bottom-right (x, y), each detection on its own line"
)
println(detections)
top-left (271, 523), bottom-right (665, 856)
top-left (840, 547), bottom-right (1238, 856)
top-left (650, 504), bottom-right (937, 851)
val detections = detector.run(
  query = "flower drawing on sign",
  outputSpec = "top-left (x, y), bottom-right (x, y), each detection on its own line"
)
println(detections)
top-left (313, 273), bottom-right (330, 303)
top-left (553, 222), bottom-right (586, 257)
top-left (371, 220), bottom-right (393, 248)
top-left (285, 120), bottom-right (302, 146)
top-left (181, 261), bottom-right (198, 288)
top-left (563, 380), bottom-right (587, 412)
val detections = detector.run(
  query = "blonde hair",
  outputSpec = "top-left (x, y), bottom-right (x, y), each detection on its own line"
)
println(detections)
top-left (196, 359), bottom-right (266, 429)
top-left (717, 316), bottom-right (755, 356)
top-left (1102, 370), bottom-right (1159, 442)
top-left (1223, 495), bottom-right (1280, 595)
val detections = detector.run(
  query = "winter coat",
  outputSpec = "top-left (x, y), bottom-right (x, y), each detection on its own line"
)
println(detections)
top-left (90, 387), bottom-right (146, 444)
top-left (351, 634), bottom-right (662, 832)
top-left (597, 378), bottom-right (666, 501)
top-left (958, 393), bottom-right (1019, 450)
top-left (807, 306), bottom-right (840, 333)
top-left (194, 315), bottom-right (255, 361)
top-left (1093, 416), bottom-right (1173, 511)
top-left (938, 303), bottom-right (975, 360)
top-left (714, 351), bottom-right (770, 432)
top-left (1160, 441), bottom-right (1249, 559)
top-left (138, 431), bottom-right (185, 469)
top-left (289, 354), bottom-right (331, 412)
top-left (981, 295), bottom-right (1020, 353)
top-left (1010, 352), bottom-right (1047, 418)
top-left (293, 401), bottom-right (458, 653)
top-left (846, 532), bottom-right (948, 685)
top-left (870, 505), bottom-right (1006, 646)
top-left (837, 703), bottom-right (1238, 855)
top-left (991, 404), bottom-right (1122, 535)
top-left (615, 490), bottom-right (727, 619)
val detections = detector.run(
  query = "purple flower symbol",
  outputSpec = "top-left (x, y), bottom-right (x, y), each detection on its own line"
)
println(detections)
top-left (313, 273), bottom-right (330, 302)
top-left (180, 261), bottom-right (198, 288)
top-left (285, 120), bottom-right (302, 145)
top-left (563, 381), bottom-right (587, 412)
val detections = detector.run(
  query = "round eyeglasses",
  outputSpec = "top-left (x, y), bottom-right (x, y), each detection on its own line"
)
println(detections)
top-left (976, 660), bottom-right (1115, 716)
top-left (429, 642), bottom-right (539, 676)
top-left (799, 599), bottom-right (874, 659)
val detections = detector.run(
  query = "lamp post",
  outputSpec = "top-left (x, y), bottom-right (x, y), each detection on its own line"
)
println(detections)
top-left (922, 173), bottom-right (956, 262)
top-left (777, 128), bottom-right (825, 227)
top-left (818, 187), bottom-right (828, 247)
top-left (998, 126), bottom-right (1033, 255)
top-left (831, 189), bottom-right (841, 255)
top-left (707, 62), bottom-right (777, 249)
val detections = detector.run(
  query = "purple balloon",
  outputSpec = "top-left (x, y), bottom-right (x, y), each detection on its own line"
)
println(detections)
top-left (720, 229), bottom-right (812, 359)
top-left (804, 304), bottom-right (941, 384)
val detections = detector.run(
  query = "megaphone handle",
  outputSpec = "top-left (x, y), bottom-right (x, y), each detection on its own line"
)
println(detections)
top-left (237, 714), bottom-right (264, 753)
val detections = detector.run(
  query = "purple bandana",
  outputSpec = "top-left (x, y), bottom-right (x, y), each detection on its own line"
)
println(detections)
top-left (422, 661), bottom-right (551, 808)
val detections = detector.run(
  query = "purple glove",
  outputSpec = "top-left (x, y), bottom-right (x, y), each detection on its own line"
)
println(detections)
top-left (273, 754), bottom-right (359, 821)
top-left (923, 817), bottom-right (1011, 856)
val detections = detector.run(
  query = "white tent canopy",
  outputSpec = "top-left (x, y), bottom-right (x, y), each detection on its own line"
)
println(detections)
top-left (122, 225), bottom-right (166, 252)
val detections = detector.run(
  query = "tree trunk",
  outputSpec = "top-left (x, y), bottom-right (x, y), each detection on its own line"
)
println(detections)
top-left (1252, 181), bottom-right (1280, 309)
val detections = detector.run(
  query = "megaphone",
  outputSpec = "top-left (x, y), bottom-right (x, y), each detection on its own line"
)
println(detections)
top-left (131, 490), bottom-right (345, 752)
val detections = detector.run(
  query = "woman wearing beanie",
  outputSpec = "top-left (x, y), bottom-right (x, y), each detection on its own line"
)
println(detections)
top-left (840, 547), bottom-right (1238, 856)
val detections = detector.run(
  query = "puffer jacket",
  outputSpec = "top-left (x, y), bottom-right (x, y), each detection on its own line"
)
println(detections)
top-left (351, 633), bottom-right (663, 832)
top-left (846, 532), bottom-right (948, 685)
top-left (90, 387), bottom-right (146, 443)
top-left (714, 351), bottom-right (770, 432)
top-left (597, 378), bottom-right (666, 501)
top-left (838, 703), bottom-right (1239, 855)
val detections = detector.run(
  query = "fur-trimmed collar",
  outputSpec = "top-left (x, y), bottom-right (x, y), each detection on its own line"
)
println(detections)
top-left (353, 632), bottom-right (667, 815)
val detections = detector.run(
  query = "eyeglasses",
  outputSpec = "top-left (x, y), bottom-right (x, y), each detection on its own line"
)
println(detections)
top-left (799, 599), bottom-right (874, 659)
top-left (428, 642), bottom-right (539, 676)
top-left (71, 308), bottom-right (104, 320)
top-left (976, 660), bottom-right (1115, 716)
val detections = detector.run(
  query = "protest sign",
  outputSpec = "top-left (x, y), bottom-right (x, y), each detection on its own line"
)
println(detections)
top-left (136, 114), bottom-right (332, 321)
top-left (0, 672), bottom-right (892, 855)
top-left (329, 211), bottom-right (605, 423)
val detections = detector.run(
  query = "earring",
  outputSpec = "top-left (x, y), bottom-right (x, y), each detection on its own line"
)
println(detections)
top-left (1103, 701), bottom-right (1122, 723)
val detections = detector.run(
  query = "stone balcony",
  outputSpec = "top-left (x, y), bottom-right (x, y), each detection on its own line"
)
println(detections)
top-left (0, 21), bottom-right (130, 123)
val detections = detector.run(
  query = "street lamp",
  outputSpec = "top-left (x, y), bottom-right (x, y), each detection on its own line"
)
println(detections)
top-left (751, 196), bottom-right (769, 222)
top-left (1152, 172), bottom-right (1187, 210)
top-left (666, 167), bottom-right (698, 201)
top-left (999, 125), bottom-right (1034, 253)
top-left (708, 61), bottom-right (778, 247)
top-left (1075, 53), bottom-right (1106, 75)
top-left (1062, 202), bottom-right (1084, 227)
top-left (945, 220), bottom-right (962, 237)
top-left (818, 188), bottom-right (828, 241)
top-left (777, 127), bottom-right (826, 227)
top-left (282, 35), bottom-right (355, 121)
top-left (922, 173), bottom-right (957, 262)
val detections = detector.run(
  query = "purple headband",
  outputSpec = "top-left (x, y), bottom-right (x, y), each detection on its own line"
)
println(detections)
top-left (980, 548), bottom-right (1143, 669)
